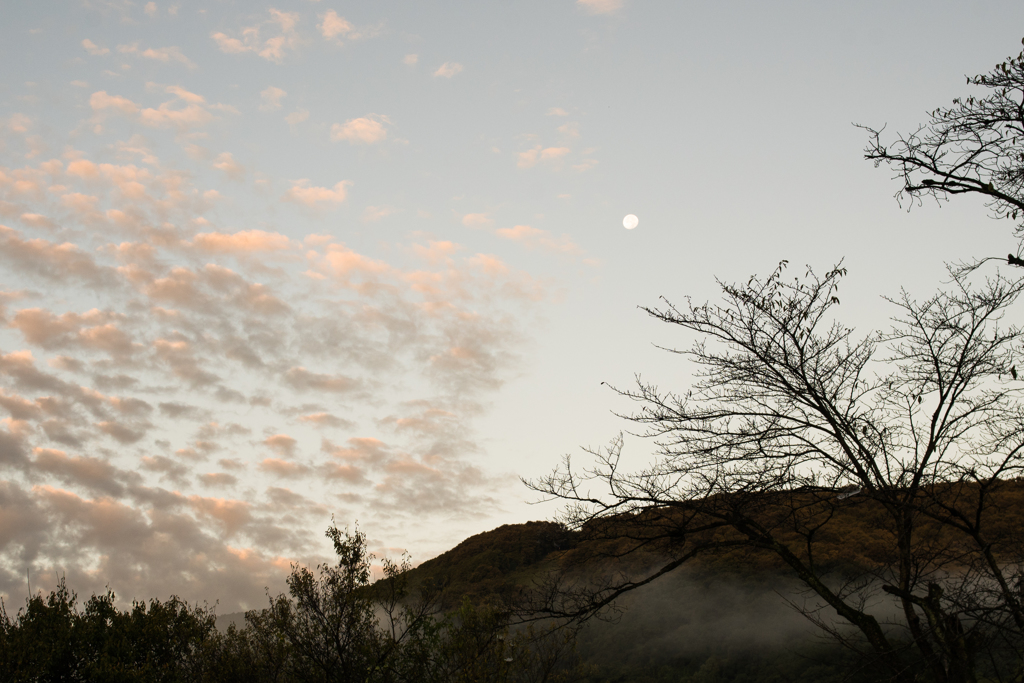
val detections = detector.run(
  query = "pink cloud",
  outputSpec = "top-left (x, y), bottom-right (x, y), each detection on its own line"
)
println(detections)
top-left (81, 39), bottom-right (109, 56)
top-left (191, 230), bottom-right (291, 253)
top-left (90, 86), bottom-right (225, 131)
top-left (259, 86), bottom-right (286, 111)
top-left (90, 91), bottom-right (139, 117)
top-left (189, 495), bottom-right (253, 536)
top-left (319, 10), bottom-right (353, 39)
top-left (67, 159), bottom-right (100, 179)
top-left (284, 367), bottom-right (359, 393)
top-left (517, 148), bottom-right (539, 168)
top-left (200, 472), bottom-right (238, 487)
top-left (283, 180), bottom-right (351, 207)
top-left (319, 462), bottom-right (366, 483)
top-left (118, 43), bottom-right (196, 68)
top-left (298, 412), bottom-right (354, 429)
top-left (541, 146), bottom-right (570, 160)
top-left (413, 240), bottom-right (460, 264)
top-left (210, 9), bottom-right (300, 63)
top-left (461, 212), bottom-right (494, 228)
top-left (316, 243), bottom-right (391, 280)
top-left (323, 436), bottom-right (390, 462)
top-left (257, 458), bottom-right (311, 479)
top-left (0, 139), bottom-right (562, 610)
top-left (518, 146), bottom-right (571, 168)
top-left (0, 225), bottom-right (117, 288)
top-left (330, 117), bottom-right (388, 144)
top-left (264, 433), bottom-right (297, 456)
top-left (433, 62), bottom-right (463, 78)
top-left (212, 152), bottom-right (244, 179)
top-left (495, 224), bottom-right (582, 255)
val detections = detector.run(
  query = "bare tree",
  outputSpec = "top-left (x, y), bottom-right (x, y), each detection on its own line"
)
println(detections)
top-left (862, 38), bottom-right (1024, 264)
top-left (527, 262), bottom-right (1024, 683)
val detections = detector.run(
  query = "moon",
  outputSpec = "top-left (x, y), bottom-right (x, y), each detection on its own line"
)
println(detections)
top-left (623, 214), bottom-right (639, 230)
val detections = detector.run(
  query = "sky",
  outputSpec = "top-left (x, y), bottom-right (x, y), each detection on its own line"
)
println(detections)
top-left (2, 0), bottom-right (1024, 612)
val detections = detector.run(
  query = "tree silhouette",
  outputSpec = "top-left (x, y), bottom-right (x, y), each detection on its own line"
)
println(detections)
top-left (862, 38), bottom-right (1024, 267)
top-left (528, 262), bottom-right (1024, 683)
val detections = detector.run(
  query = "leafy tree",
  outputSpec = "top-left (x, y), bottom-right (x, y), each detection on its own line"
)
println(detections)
top-left (237, 522), bottom-right (587, 683)
top-left (528, 261), bottom-right (1024, 683)
top-left (0, 578), bottom-right (220, 682)
top-left (0, 578), bottom-right (82, 681)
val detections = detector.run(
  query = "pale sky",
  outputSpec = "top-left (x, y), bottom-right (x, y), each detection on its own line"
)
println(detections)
top-left (1, 0), bottom-right (1023, 611)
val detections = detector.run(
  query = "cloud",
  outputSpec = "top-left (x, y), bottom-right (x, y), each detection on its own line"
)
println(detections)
top-left (361, 205), bottom-right (395, 222)
top-left (264, 433), bottom-right (297, 456)
top-left (461, 213), bottom-right (494, 229)
top-left (313, 243), bottom-right (391, 281)
top-left (90, 86), bottom-right (223, 131)
top-left (8, 114), bottom-right (32, 134)
top-left (285, 109), bottom-right (309, 125)
top-left (257, 458), bottom-right (311, 479)
top-left (211, 32), bottom-right (247, 54)
top-left (318, 10), bottom-right (352, 39)
top-left (322, 436), bottom-right (389, 463)
top-left (96, 419), bottom-right (147, 444)
top-left (403, 54), bottom-right (418, 66)
top-left (118, 43), bottom-right (197, 68)
top-left (191, 229), bottom-right (291, 253)
top-left (433, 62), bottom-right (463, 78)
top-left (200, 472), bottom-right (238, 487)
top-left (547, 107), bottom-right (569, 116)
top-left (211, 152), bottom-right (244, 180)
top-left (159, 402), bottom-right (205, 419)
top-left (557, 122), bottom-right (579, 138)
top-left (82, 39), bottom-right (109, 56)
top-left (259, 86), bottom-right (286, 111)
top-left (284, 367), bottom-right (359, 393)
top-left (518, 146), bottom-right (571, 168)
top-left (413, 240), bottom-right (460, 265)
top-left (330, 116), bottom-right (388, 144)
top-left (495, 224), bottom-right (582, 255)
top-left (10, 308), bottom-right (136, 359)
top-left (211, 9), bottom-right (300, 63)
top-left (283, 180), bottom-right (351, 207)
top-left (0, 148), bottom-right (555, 611)
top-left (144, 2), bottom-right (157, 16)
top-left (541, 146), bottom-right (570, 160)
top-left (20, 213), bottom-right (56, 230)
top-left (298, 412), bottom-right (354, 429)
top-left (577, 0), bottom-right (623, 14)
top-left (189, 495), bottom-right (253, 536)
top-left (89, 91), bottom-right (139, 116)
top-left (0, 225), bottom-right (118, 289)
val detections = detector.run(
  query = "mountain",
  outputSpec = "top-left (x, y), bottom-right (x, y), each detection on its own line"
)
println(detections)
top-left (216, 481), bottom-right (1024, 681)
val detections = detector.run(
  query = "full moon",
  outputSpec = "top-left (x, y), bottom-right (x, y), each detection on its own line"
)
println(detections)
top-left (623, 214), bottom-right (639, 230)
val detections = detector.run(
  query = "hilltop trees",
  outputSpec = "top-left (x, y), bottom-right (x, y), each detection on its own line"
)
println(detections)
top-left (528, 261), bottom-right (1024, 683)
top-left (0, 580), bottom-right (221, 682)
top-left (0, 523), bottom-right (588, 682)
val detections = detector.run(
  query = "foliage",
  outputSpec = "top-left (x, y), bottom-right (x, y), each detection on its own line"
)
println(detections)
top-left (0, 523), bottom-right (588, 682)
top-left (0, 578), bottom-right (219, 682)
